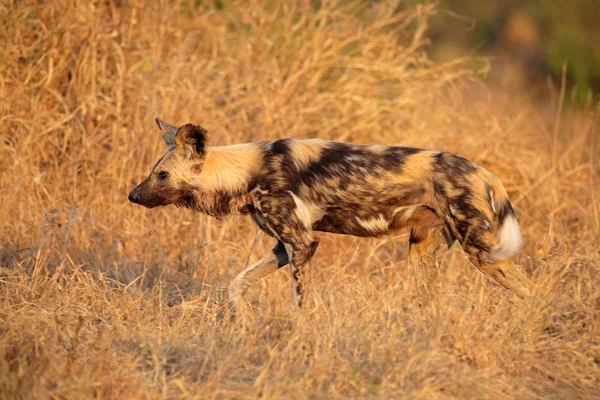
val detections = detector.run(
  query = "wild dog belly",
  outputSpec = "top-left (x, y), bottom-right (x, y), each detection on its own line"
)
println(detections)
top-left (313, 210), bottom-right (392, 237)
top-left (312, 203), bottom-right (437, 237)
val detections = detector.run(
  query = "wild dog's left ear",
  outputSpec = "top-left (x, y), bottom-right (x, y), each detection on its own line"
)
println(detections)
top-left (175, 124), bottom-right (210, 159)
top-left (155, 118), bottom-right (178, 145)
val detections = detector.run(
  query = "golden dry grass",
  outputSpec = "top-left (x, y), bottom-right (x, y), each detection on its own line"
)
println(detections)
top-left (1, 1), bottom-right (599, 398)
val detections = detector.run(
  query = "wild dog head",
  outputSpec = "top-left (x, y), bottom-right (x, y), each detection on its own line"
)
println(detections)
top-left (128, 118), bottom-right (210, 209)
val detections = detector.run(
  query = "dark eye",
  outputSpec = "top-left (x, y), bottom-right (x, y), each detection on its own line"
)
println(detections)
top-left (158, 171), bottom-right (169, 180)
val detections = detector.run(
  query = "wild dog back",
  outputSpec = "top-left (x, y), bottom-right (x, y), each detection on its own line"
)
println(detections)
top-left (250, 139), bottom-right (442, 237)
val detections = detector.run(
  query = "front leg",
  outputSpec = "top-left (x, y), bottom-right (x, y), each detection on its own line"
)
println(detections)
top-left (286, 239), bottom-right (320, 307)
top-left (228, 240), bottom-right (289, 312)
top-left (251, 187), bottom-right (320, 308)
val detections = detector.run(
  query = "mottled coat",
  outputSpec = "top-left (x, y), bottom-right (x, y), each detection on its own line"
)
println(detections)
top-left (129, 119), bottom-right (533, 309)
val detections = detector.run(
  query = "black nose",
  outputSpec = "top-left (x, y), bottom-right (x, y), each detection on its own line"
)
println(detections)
top-left (128, 191), bottom-right (138, 203)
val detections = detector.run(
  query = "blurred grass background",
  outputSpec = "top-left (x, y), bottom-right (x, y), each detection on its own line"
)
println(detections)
top-left (429, 0), bottom-right (600, 102)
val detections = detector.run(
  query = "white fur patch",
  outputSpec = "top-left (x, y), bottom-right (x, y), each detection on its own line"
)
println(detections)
top-left (489, 189), bottom-right (496, 213)
top-left (491, 214), bottom-right (523, 260)
top-left (356, 214), bottom-right (389, 233)
top-left (288, 191), bottom-right (324, 229)
top-left (392, 205), bottom-right (417, 220)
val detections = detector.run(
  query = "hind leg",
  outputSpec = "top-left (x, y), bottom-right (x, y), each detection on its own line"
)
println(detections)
top-left (469, 255), bottom-right (533, 298)
top-left (456, 226), bottom-right (533, 298)
top-left (408, 225), bottom-right (455, 300)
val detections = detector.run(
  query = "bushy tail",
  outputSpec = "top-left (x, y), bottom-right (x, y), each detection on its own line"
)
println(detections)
top-left (487, 174), bottom-right (523, 260)
top-left (432, 165), bottom-right (523, 260)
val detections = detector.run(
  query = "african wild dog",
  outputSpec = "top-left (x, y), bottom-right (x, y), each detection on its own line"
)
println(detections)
top-left (129, 118), bottom-right (533, 310)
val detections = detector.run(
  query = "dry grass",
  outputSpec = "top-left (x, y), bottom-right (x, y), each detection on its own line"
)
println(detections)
top-left (1, 1), bottom-right (599, 398)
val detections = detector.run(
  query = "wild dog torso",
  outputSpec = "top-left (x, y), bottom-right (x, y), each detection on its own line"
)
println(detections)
top-left (248, 139), bottom-right (443, 238)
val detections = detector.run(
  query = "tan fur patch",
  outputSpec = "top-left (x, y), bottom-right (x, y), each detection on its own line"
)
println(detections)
top-left (287, 139), bottom-right (327, 170)
top-left (199, 143), bottom-right (265, 193)
top-left (297, 180), bottom-right (336, 201)
top-left (399, 151), bottom-right (436, 180)
top-left (406, 207), bottom-right (444, 231)
top-left (464, 170), bottom-right (495, 221)
top-left (153, 151), bottom-right (196, 185)
top-left (368, 144), bottom-right (388, 154)
top-left (384, 152), bottom-right (437, 206)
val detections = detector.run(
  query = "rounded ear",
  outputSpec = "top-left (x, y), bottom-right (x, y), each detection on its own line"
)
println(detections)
top-left (155, 118), bottom-right (178, 145)
top-left (175, 124), bottom-right (210, 159)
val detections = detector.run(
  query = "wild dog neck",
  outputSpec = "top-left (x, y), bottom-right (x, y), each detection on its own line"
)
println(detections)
top-left (196, 143), bottom-right (265, 194)
top-left (182, 143), bottom-right (264, 218)
top-left (179, 188), bottom-right (253, 219)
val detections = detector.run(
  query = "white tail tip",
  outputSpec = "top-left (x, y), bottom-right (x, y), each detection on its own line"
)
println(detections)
top-left (491, 214), bottom-right (523, 260)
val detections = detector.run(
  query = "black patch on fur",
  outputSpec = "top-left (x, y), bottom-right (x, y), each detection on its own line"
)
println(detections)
top-left (261, 141), bottom-right (424, 195)
top-left (434, 152), bottom-right (477, 177)
top-left (409, 229), bottom-right (424, 245)
top-left (262, 139), bottom-right (300, 188)
top-left (387, 187), bottom-right (426, 207)
top-left (381, 146), bottom-right (423, 171)
top-left (431, 153), bottom-right (494, 252)
top-left (442, 224), bottom-right (456, 248)
top-left (307, 240), bottom-right (319, 259)
top-left (300, 142), bottom-right (354, 184)
top-left (273, 240), bottom-right (289, 268)
top-left (497, 198), bottom-right (516, 225)
top-left (271, 139), bottom-right (291, 156)
top-left (453, 190), bottom-right (484, 221)
top-left (295, 142), bottom-right (417, 189)
top-left (313, 214), bottom-right (349, 235)
top-left (178, 124), bottom-right (209, 156)
top-left (433, 180), bottom-right (446, 198)
top-left (175, 184), bottom-right (242, 220)
top-left (313, 211), bottom-right (393, 238)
